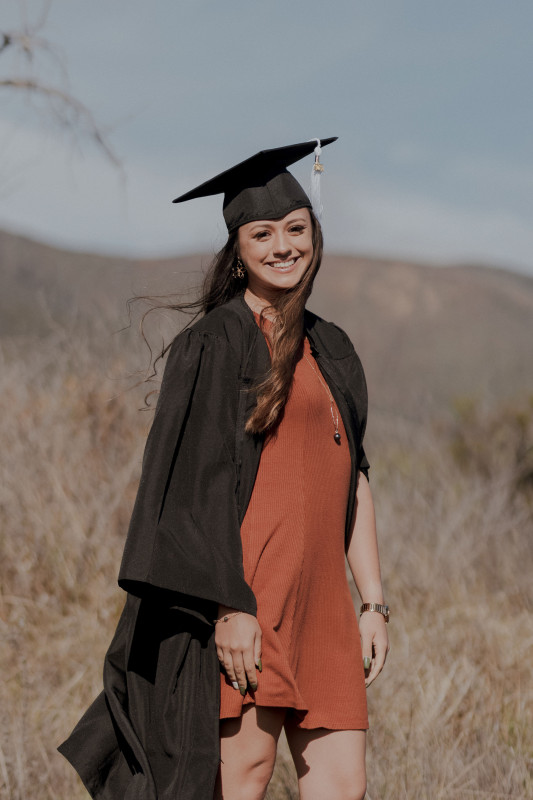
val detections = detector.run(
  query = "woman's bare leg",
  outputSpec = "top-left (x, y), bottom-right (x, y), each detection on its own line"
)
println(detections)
top-left (284, 719), bottom-right (367, 800)
top-left (214, 705), bottom-right (287, 800)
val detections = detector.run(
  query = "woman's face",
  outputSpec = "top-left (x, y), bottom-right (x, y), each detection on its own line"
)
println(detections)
top-left (237, 207), bottom-right (313, 302)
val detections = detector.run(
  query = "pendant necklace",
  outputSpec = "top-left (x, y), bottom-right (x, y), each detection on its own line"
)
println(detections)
top-left (303, 351), bottom-right (341, 445)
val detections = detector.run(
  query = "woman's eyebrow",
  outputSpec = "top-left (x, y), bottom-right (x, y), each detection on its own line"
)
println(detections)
top-left (247, 215), bottom-right (307, 234)
top-left (248, 222), bottom-right (274, 233)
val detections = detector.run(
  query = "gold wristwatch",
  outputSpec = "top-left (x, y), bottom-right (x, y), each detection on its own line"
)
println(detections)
top-left (360, 603), bottom-right (390, 623)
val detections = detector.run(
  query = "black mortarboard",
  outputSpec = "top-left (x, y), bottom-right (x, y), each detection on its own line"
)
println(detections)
top-left (172, 137), bottom-right (337, 233)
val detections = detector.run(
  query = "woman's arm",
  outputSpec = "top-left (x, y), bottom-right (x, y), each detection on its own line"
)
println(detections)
top-left (346, 471), bottom-right (389, 687)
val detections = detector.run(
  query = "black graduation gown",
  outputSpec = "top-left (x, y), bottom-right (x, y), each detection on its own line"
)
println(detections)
top-left (58, 293), bottom-right (370, 800)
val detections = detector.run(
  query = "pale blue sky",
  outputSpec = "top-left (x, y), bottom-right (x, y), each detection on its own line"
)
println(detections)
top-left (1, 0), bottom-right (532, 273)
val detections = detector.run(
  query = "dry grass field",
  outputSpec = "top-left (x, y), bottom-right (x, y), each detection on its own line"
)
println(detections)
top-left (0, 323), bottom-right (532, 799)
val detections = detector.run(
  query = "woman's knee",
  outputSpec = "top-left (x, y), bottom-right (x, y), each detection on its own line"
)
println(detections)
top-left (216, 706), bottom-right (285, 798)
top-left (215, 751), bottom-right (276, 800)
top-left (287, 726), bottom-right (367, 800)
top-left (329, 770), bottom-right (367, 800)
top-left (349, 773), bottom-right (367, 800)
top-left (245, 754), bottom-right (277, 796)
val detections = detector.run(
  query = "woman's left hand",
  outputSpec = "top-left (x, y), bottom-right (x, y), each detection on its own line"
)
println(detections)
top-left (359, 611), bottom-right (389, 688)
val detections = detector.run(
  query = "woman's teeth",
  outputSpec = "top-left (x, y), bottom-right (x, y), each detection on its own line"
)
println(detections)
top-left (270, 259), bottom-right (295, 269)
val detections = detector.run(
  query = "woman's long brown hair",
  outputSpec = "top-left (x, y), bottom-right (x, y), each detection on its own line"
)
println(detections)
top-left (244, 213), bottom-right (323, 434)
top-left (137, 210), bottom-right (323, 435)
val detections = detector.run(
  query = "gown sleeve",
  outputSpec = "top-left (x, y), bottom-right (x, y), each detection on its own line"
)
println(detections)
top-left (349, 348), bottom-right (370, 481)
top-left (58, 324), bottom-right (256, 800)
top-left (118, 327), bottom-right (257, 618)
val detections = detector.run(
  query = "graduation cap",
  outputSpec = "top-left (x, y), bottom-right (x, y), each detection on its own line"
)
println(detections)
top-left (172, 137), bottom-right (337, 233)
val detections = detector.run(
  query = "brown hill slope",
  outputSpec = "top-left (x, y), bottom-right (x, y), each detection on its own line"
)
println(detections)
top-left (312, 255), bottom-right (533, 416)
top-left (0, 228), bottom-right (200, 336)
top-left (1, 228), bottom-right (532, 416)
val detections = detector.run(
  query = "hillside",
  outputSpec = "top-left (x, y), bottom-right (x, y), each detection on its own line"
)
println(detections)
top-left (1, 227), bottom-right (532, 416)
top-left (313, 254), bottom-right (533, 416)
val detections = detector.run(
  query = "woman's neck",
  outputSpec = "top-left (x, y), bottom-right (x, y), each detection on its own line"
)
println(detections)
top-left (244, 288), bottom-right (277, 320)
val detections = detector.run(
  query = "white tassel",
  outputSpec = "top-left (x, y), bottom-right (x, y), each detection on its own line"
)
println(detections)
top-left (309, 138), bottom-right (324, 221)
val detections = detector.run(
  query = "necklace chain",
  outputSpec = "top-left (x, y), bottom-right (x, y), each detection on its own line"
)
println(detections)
top-left (303, 351), bottom-right (341, 444)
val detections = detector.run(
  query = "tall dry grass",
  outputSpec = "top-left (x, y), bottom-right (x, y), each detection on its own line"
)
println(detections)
top-left (0, 326), bottom-right (531, 800)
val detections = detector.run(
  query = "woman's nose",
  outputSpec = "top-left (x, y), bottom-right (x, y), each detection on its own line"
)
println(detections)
top-left (272, 231), bottom-right (291, 256)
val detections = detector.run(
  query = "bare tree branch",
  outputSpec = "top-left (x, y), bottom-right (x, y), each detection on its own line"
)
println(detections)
top-left (0, 78), bottom-right (122, 168)
top-left (1, 1), bottom-right (123, 172)
top-left (0, 33), bottom-right (13, 56)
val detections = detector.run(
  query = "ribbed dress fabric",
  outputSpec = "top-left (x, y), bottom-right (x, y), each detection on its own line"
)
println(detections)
top-left (219, 317), bottom-right (368, 730)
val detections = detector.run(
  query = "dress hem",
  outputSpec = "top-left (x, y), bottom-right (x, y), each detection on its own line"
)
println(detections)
top-left (220, 700), bottom-right (369, 731)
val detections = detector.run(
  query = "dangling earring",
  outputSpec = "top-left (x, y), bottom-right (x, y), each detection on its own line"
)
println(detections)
top-left (232, 257), bottom-right (246, 280)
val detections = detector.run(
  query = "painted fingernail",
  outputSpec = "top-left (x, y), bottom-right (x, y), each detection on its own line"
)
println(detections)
top-left (363, 656), bottom-right (371, 670)
top-left (250, 682), bottom-right (258, 691)
top-left (257, 658), bottom-right (262, 673)
top-left (232, 681), bottom-right (239, 690)
top-left (239, 686), bottom-right (247, 696)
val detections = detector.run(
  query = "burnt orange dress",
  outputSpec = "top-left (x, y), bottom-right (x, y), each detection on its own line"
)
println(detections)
top-left (219, 323), bottom-right (368, 730)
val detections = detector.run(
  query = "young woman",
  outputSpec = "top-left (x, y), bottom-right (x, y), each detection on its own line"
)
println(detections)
top-left (59, 138), bottom-right (389, 800)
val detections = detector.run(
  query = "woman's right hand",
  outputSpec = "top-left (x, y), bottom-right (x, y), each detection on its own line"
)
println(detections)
top-left (215, 605), bottom-right (262, 695)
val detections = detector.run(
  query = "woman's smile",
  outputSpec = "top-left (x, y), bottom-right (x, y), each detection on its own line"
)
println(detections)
top-left (267, 257), bottom-right (298, 271)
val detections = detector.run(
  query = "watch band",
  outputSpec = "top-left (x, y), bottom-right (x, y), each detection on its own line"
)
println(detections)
top-left (360, 602), bottom-right (390, 623)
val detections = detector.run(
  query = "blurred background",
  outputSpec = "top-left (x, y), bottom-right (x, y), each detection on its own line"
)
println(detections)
top-left (1, 2), bottom-right (532, 798)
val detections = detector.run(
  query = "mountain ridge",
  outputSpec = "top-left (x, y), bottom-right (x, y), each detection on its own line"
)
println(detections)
top-left (1, 227), bottom-right (532, 416)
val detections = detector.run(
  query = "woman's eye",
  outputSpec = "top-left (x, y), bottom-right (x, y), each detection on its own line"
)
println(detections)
top-left (254, 231), bottom-right (270, 240)
top-left (289, 225), bottom-right (305, 233)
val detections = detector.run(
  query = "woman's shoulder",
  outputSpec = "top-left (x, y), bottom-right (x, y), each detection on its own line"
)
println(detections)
top-left (304, 309), bottom-right (359, 361)
top-left (306, 310), bottom-right (368, 414)
top-left (190, 294), bottom-right (252, 340)
top-left (165, 294), bottom-right (256, 367)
